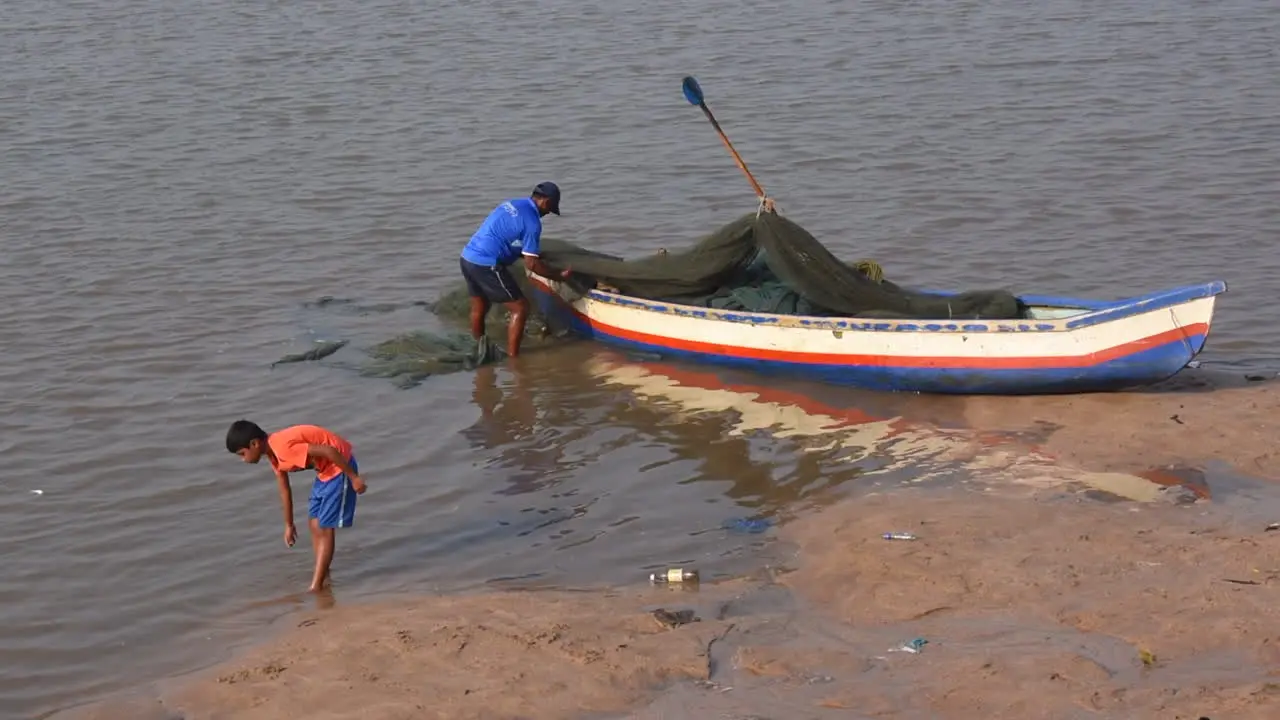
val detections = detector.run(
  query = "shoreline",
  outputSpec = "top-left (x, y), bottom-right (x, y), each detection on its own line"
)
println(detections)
top-left (56, 373), bottom-right (1280, 720)
top-left (960, 368), bottom-right (1280, 481)
top-left (64, 485), bottom-right (1280, 720)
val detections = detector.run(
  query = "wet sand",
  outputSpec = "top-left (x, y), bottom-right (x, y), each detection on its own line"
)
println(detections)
top-left (68, 590), bottom-right (732, 720)
top-left (63, 375), bottom-right (1280, 720)
top-left (961, 369), bottom-right (1280, 480)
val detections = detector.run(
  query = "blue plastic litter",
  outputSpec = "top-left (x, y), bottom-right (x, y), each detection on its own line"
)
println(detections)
top-left (721, 517), bottom-right (773, 534)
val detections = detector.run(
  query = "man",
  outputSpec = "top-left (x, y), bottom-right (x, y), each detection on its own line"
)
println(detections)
top-left (459, 181), bottom-right (571, 357)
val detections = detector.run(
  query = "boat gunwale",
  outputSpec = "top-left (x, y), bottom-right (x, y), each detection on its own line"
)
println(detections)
top-left (529, 275), bottom-right (1227, 335)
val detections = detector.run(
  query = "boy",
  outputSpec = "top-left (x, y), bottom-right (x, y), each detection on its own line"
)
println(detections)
top-left (225, 419), bottom-right (367, 592)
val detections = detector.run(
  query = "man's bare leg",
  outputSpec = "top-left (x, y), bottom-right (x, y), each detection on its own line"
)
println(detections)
top-left (468, 296), bottom-right (490, 340)
top-left (503, 298), bottom-right (530, 357)
top-left (308, 517), bottom-right (335, 592)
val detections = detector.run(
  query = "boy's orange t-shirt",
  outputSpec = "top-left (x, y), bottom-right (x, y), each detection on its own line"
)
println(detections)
top-left (267, 425), bottom-right (354, 482)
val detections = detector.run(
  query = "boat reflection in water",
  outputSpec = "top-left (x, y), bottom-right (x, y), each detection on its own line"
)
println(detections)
top-left (464, 346), bottom-right (1180, 508)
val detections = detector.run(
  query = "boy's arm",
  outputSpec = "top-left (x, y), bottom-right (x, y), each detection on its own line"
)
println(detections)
top-left (275, 470), bottom-right (296, 546)
top-left (307, 444), bottom-right (366, 493)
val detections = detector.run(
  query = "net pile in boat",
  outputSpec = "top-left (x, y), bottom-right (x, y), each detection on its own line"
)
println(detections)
top-left (520, 210), bottom-right (1026, 320)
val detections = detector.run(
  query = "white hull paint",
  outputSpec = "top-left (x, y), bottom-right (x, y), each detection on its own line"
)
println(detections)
top-left (527, 273), bottom-right (1227, 395)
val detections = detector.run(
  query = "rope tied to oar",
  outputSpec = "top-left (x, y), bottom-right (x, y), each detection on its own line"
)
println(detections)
top-left (756, 196), bottom-right (776, 217)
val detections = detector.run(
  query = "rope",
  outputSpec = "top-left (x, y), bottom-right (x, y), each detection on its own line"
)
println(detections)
top-left (1169, 307), bottom-right (1195, 362)
top-left (852, 259), bottom-right (885, 284)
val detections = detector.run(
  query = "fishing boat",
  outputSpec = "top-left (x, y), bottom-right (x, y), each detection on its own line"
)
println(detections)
top-left (525, 274), bottom-right (1227, 395)
top-left (521, 76), bottom-right (1228, 394)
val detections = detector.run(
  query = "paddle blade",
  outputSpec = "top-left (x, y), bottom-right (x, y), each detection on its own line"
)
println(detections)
top-left (681, 76), bottom-right (704, 106)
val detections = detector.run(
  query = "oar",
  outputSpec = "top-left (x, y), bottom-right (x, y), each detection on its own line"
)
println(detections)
top-left (681, 75), bottom-right (771, 207)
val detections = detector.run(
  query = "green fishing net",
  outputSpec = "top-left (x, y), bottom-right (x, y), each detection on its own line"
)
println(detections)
top-left (276, 210), bottom-right (1024, 385)
top-left (359, 332), bottom-right (507, 388)
top-left (527, 210), bottom-right (1024, 319)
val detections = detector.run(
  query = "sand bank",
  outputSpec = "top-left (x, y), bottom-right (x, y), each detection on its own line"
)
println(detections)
top-left (69, 488), bottom-right (1280, 719)
top-left (771, 488), bottom-right (1280, 719)
top-left (62, 376), bottom-right (1280, 720)
top-left (61, 589), bottom-right (740, 720)
top-left (962, 369), bottom-right (1280, 479)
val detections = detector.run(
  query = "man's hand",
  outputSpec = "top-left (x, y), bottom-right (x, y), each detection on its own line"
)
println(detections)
top-left (523, 254), bottom-right (570, 282)
top-left (284, 524), bottom-right (297, 547)
top-left (350, 474), bottom-right (367, 494)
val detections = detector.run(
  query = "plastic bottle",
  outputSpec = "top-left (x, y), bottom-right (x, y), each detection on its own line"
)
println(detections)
top-left (649, 568), bottom-right (699, 584)
top-left (882, 532), bottom-right (917, 541)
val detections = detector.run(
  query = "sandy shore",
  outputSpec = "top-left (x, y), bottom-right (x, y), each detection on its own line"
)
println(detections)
top-left (961, 368), bottom-right (1280, 480)
top-left (67, 589), bottom-right (734, 720)
top-left (62, 374), bottom-right (1280, 720)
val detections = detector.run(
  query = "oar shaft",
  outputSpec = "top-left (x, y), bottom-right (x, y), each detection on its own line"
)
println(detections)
top-left (699, 106), bottom-right (766, 199)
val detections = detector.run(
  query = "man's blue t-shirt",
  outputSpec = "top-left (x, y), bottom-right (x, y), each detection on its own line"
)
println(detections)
top-left (460, 197), bottom-right (542, 266)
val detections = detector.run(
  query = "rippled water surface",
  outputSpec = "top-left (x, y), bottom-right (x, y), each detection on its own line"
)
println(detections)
top-left (3, 0), bottom-right (1279, 717)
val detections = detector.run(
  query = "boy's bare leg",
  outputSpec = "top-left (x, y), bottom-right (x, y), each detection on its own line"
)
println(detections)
top-left (308, 517), bottom-right (336, 592)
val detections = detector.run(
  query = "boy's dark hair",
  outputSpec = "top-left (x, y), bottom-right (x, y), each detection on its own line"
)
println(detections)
top-left (226, 419), bottom-right (268, 453)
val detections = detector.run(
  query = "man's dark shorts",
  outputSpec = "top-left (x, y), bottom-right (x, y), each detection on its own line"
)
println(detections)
top-left (459, 257), bottom-right (524, 304)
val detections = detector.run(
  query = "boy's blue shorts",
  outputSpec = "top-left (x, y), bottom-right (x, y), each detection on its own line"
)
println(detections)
top-left (308, 457), bottom-right (359, 529)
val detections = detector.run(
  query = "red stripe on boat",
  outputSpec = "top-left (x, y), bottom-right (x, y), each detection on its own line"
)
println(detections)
top-left (532, 281), bottom-right (1207, 370)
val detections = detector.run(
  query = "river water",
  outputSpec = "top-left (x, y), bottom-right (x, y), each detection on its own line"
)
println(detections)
top-left (2, 1), bottom-right (1279, 717)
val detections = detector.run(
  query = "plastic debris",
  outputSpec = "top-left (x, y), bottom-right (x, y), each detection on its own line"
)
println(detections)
top-left (650, 568), bottom-right (699, 584)
top-left (890, 637), bottom-right (928, 654)
top-left (882, 532), bottom-right (917, 541)
top-left (721, 517), bottom-right (772, 534)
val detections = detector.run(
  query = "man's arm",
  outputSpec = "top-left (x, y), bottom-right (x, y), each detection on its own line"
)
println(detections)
top-left (522, 253), bottom-right (569, 280)
top-left (520, 218), bottom-right (571, 280)
top-left (306, 444), bottom-right (366, 493)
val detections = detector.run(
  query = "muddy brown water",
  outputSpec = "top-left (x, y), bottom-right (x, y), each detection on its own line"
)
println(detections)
top-left (3, 1), bottom-right (1280, 717)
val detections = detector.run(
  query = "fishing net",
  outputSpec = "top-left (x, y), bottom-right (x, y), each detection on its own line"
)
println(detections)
top-left (275, 210), bottom-right (1025, 387)
top-left (527, 210), bottom-right (1025, 319)
top-left (359, 332), bottom-right (507, 389)
top-left (354, 271), bottom-right (568, 388)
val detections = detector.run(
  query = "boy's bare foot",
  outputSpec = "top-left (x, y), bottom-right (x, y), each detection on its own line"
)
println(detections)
top-left (310, 587), bottom-right (335, 610)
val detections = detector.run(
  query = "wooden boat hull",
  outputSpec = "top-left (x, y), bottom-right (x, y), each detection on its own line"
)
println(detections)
top-left (527, 274), bottom-right (1227, 395)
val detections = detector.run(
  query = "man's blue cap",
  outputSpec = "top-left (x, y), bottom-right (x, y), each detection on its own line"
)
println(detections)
top-left (532, 181), bottom-right (561, 215)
